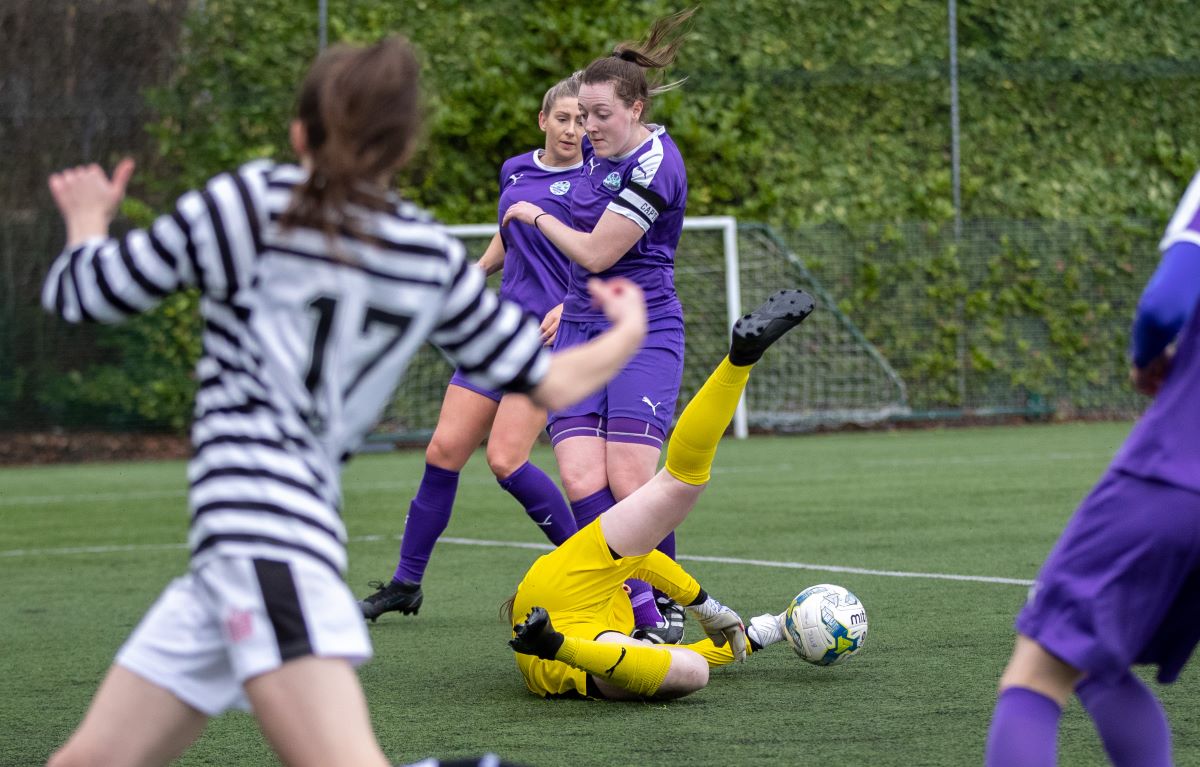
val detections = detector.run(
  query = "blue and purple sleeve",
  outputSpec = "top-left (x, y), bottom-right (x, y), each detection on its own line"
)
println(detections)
top-left (1130, 241), bottom-right (1200, 368)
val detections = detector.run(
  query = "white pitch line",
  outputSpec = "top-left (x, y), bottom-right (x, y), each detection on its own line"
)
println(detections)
top-left (678, 553), bottom-right (1033, 586)
top-left (440, 537), bottom-right (1034, 586)
top-left (853, 451), bottom-right (1112, 468)
top-left (0, 535), bottom-right (1033, 586)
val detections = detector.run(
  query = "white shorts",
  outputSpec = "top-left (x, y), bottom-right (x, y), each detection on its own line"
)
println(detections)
top-left (116, 555), bottom-right (371, 716)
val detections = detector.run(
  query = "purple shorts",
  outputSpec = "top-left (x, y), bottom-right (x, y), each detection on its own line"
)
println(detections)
top-left (1016, 469), bottom-right (1200, 684)
top-left (547, 315), bottom-right (684, 446)
top-left (448, 369), bottom-right (502, 403)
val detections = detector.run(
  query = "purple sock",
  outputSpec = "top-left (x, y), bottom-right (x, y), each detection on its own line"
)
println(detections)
top-left (1077, 673), bottom-right (1172, 767)
top-left (985, 687), bottom-right (1061, 767)
top-left (628, 580), bottom-right (663, 627)
top-left (657, 531), bottom-right (676, 559)
top-left (569, 486), bottom-right (615, 529)
top-left (499, 462), bottom-right (577, 545)
top-left (392, 464), bottom-right (460, 584)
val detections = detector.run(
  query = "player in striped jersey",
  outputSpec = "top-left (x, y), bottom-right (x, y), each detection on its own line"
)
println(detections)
top-left (359, 74), bottom-right (584, 621)
top-left (502, 8), bottom-right (696, 642)
top-left (42, 37), bottom-right (645, 767)
top-left (986, 170), bottom-right (1200, 766)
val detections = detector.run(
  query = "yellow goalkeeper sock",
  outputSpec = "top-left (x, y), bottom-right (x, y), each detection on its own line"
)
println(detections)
top-left (684, 636), bottom-right (757, 668)
top-left (664, 356), bottom-right (752, 485)
top-left (556, 637), bottom-right (673, 697)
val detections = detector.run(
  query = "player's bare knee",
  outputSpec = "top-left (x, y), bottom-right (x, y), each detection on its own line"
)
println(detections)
top-left (997, 636), bottom-right (1081, 705)
top-left (424, 436), bottom-right (470, 471)
top-left (607, 466), bottom-right (657, 500)
top-left (560, 470), bottom-right (607, 502)
top-left (657, 651), bottom-right (708, 697)
top-left (682, 661), bottom-right (709, 692)
top-left (690, 656), bottom-right (710, 687)
top-left (485, 447), bottom-right (524, 480)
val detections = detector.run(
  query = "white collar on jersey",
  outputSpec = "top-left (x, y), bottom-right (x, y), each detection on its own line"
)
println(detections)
top-left (608, 124), bottom-right (667, 162)
top-left (533, 149), bottom-right (584, 173)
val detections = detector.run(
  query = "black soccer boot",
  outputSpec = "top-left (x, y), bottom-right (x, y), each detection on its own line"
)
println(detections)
top-left (359, 579), bottom-right (423, 622)
top-left (509, 606), bottom-right (565, 660)
top-left (729, 289), bottom-right (816, 366)
top-left (632, 596), bottom-right (686, 644)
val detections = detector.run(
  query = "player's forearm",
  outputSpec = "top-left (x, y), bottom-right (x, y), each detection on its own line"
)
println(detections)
top-left (535, 215), bottom-right (623, 273)
top-left (475, 232), bottom-right (506, 276)
top-left (43, 234), bottom-right (161, 325)
top-left (530, 314), bottom-right (645, 411)
top-left (64, 214), bottom-right (112, 249)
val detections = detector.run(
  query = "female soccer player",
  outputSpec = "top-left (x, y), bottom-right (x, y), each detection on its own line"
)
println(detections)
top-left (985, 170), bottom-right (1200, 766)
top-left (41, 37), bottom-right (646, 767)
top-left (359, 75), bottom-right (585, 621)
top-left (502, 8), bottom-right (697, 640)
top-left (508, 289), bottom-right (816, 700)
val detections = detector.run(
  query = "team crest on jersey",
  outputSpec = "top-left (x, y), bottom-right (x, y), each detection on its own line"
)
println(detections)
top-left (550, 180), bottom-right (571, 196)
top-left (602, 172), bottom-right (621, 191)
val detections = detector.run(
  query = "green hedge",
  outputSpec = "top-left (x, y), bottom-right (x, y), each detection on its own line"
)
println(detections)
top-left (30, 0), bottom-right (1200, 430)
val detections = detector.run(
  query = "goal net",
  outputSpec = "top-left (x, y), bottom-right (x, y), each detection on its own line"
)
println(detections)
top-left (370, 218), bottom-right (908, 442)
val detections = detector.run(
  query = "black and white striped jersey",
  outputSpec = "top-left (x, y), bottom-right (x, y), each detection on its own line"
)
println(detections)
top-left (43, 160), bottom-right (550, 574)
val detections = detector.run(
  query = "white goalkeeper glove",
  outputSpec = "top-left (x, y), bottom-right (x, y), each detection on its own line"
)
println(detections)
top-left (685, 594), bottom-right (747, 661)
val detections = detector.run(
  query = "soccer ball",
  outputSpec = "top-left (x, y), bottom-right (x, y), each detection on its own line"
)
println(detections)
top-left (782, 584), bottom-right (868, 666)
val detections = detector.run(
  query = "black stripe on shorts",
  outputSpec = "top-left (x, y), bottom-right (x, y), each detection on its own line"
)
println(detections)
top-left (253, 558), bottom-right (314, 661)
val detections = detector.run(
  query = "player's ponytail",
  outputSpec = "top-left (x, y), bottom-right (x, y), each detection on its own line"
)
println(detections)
top-left (581, 7), bottom-right (697, 121)
top-left (282, 36), bottom-right (423, 243)
top-left (500, 591), bottom-right (518, 623)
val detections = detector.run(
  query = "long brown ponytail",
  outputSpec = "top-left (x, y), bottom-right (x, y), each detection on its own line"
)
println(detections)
top-left (580, 7), bottom-right (697, 121)
top-left (281, 36), bottom-right (422, 240)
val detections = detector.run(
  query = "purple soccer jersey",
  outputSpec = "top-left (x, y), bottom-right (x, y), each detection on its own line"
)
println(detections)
top-left (496, 150), bottom-right (578, 319)
top-left (562, 126), bottom-right (687, 322)
top-left (448, 150), bottom-right (578, 401)
top-left (1110, 170), bottom-right (1200, 493)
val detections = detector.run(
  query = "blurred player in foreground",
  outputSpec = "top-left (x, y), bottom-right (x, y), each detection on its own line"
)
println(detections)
top-left (360, 74), bottom-right (584, 621)
top-left (986, 171), bottom-right (1200, 766)
top-left (41, 37), bottom-right (645, 767)
top-left (507, 290), bottom-right (815, 700)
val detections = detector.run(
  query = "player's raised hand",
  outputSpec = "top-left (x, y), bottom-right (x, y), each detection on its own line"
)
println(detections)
top-left (48, 158), bottom-right (135, 247)
top-left (686, 595), bottom-right (748, 662)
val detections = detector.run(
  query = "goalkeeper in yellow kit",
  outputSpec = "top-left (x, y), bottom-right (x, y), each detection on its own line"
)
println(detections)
top-left (508, 289), bottom-right (815, 700)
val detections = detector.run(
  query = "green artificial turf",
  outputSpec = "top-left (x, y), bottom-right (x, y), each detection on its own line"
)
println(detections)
top-left (3, 421), bottom-right (1196, 766)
